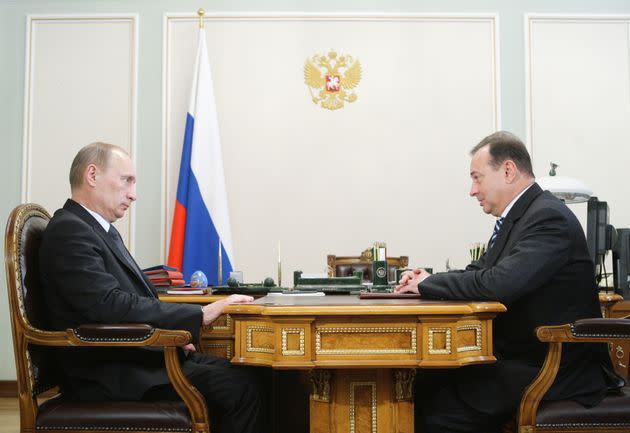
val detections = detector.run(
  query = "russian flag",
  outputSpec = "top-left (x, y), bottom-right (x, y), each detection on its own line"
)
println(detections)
top-left (167, 27), bottom-right (233, 285)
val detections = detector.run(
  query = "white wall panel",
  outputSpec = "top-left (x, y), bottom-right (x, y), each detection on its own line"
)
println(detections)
top-left (23, 15), bottom-right (137, 248)
top-left (527, 16), bottom-right (630, 276)
top-left (163, 14), bottom-right (500, 281)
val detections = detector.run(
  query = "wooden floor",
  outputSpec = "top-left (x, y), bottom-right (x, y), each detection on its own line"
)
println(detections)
top-left (0, 398), bottom-right (19, 433)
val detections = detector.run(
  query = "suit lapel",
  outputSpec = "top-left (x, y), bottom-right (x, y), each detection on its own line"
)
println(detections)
top-left (486, 220), bottom-right (513, 265)
top-left (485, 183), bottom-right (544, 266)
top-left (64, 199), bottom-right (156, 297)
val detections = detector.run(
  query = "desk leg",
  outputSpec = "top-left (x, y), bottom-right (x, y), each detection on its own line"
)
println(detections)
top-left (309, 369), bottom-right (414, 433)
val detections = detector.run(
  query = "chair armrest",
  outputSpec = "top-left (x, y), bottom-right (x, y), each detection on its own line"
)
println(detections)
top-left (536, 319), bottom-right (630, 343)
top-left (71, 325), bottom-right (208, 430)
top-left (74, 323), bottom-right (156, 340)
top-left (71, 323), bottom-right (191, 346)
top-left (23, 324), bottom-right (208, 430)
top-left (23, 323), bottom-right (191, 348)
top-left (163, 346), bottom-right (209, 430)
top-left (572, 318), bottom-right (630, 338)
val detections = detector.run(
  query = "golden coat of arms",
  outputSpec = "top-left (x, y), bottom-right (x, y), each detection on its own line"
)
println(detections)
top-left (304, 50), bottom-right (362, 111)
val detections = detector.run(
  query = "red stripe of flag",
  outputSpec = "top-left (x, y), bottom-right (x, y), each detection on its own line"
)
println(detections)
top-left (167, 201), bottom-right (187, 272)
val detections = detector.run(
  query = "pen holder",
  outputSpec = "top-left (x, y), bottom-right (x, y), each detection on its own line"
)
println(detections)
top-left (469, 243), bottom-right (487, 262)
top-left (372, 260), bottom-right (388, 286)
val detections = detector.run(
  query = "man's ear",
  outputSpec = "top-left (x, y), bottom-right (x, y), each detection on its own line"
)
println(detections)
top-left (85, 164), bottom-right (98, 187)
top-left (504, 160), bottom-right (518, 183)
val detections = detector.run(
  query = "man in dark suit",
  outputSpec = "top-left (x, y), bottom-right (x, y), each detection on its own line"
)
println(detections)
top-left (40, 142), bottom-right (264, 433)
top-left (395, 131), bottom-right (619, 433)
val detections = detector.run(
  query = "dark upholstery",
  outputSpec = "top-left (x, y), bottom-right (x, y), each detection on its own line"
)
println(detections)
top-left (37, 397), bottom-right (192, 432)
top-left (536, 387), bottom-right (630, 429)
top-left (19, 210), bottom-right (62, 395)
top-left (74, 323), bottom-right (156, 341)
top-left (336, 264), bottom-right (374, 281)
top-left (572, 318), bottom-right (630, 337)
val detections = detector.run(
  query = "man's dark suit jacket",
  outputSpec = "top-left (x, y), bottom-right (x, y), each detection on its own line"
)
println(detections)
top-left (40, 199), bottom-right (204, 400)
top-left (420, 183), bottom-right (615, 414)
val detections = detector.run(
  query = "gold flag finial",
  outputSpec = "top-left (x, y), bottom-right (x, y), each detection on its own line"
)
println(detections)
top-left (197, 8), bottom-right (205, 29)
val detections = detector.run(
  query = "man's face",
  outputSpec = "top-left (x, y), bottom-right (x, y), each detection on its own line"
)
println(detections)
top-left (469, 146), bottom-right (507, 217)
top-left (92, 150), bottom-right (137, 223)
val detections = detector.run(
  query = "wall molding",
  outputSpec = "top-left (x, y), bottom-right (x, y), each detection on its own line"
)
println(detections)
top-left (22, 14), bottom-right (139, 252)
top-left (524, 13), bottom-right (630, 159)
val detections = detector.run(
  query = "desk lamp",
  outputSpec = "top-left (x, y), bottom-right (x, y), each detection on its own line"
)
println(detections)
top-left (537, 162), bottom-right (593, 204)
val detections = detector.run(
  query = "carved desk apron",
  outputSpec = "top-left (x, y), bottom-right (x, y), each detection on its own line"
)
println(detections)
top-left (224, 295), bottom-right (505, 433)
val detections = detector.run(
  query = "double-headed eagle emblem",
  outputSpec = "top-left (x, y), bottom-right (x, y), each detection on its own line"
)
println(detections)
top-left (304, 50), bottom-right (362, 111)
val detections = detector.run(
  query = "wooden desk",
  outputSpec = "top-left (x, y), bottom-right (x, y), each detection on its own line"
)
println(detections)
top-left (224, 295), bottom-right (505, 433)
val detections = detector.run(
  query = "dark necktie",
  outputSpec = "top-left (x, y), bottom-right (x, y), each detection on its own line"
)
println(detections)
top-left (108, 225), bottom-right (155, 297)
top-left (488, 217), bottom-right (505, 249)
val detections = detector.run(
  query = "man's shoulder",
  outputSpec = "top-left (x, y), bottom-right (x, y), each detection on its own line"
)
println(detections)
top-left (44, 206), bottom-right (95, 242)
top-left (48, 206), bottom-right (86, 228)
top-left (523, 191), bottom-right (581, 229)
top-left (529, 190), bottom-right (574, 216)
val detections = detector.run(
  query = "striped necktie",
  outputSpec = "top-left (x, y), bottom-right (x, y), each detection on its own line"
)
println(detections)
top-left (488, 217), bottom-right (505, 249)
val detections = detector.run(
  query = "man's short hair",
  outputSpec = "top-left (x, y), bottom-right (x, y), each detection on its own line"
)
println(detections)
top-left (69, 142), bottom-right (128, 191)
top-left (470, 131), bottom-right (535, 178)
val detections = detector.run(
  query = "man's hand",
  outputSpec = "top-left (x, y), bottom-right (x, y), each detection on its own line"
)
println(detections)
top-left (182, 343), bottom-right (196, 352)
top-left (201, 294), bottom-right (254, 326)
top-left (394, 268), bottom-right (431, 294)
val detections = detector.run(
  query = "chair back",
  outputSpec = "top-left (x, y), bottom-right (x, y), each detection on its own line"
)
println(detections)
top-left (5, 203), bottom-right (61, 400)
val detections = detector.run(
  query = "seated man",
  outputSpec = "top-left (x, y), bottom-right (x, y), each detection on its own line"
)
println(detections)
top-left (40, 142), bottom-right (263, 433)
top-left (396, 131), bottom-right (621, 433)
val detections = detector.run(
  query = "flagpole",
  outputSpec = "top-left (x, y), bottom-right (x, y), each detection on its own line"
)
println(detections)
top-left (197, 8), bottom-right (205, 29)
top-left (218, 239), bottom-right (223, 285)
top-left (170, 6), bottom-right (234, 286)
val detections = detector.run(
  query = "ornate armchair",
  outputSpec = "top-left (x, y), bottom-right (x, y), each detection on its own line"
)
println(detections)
top-left (516, 319), bottom-right (630, 433)
top-left (327, 247), bottom-right (408, 282)
top-left (5, 203), bottom-right (210, 433)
